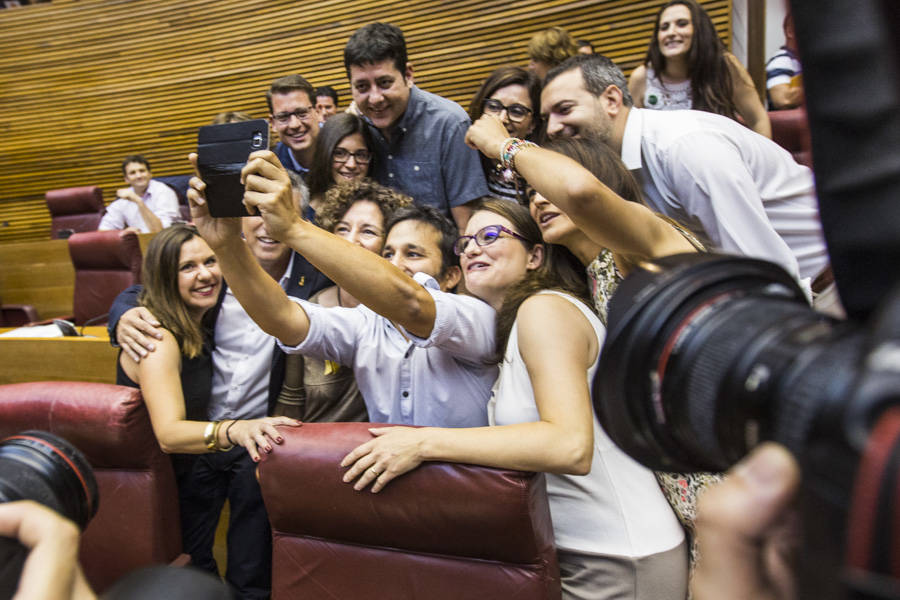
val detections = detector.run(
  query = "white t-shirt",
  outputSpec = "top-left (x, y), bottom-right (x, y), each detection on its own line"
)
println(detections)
top-left (489, 290), bottom-right (685, 557)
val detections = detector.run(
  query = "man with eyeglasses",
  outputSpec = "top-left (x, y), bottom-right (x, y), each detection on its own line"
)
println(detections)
top-left (266, 75), bottom-right (321, 178)
top-left (343, 22), bottom-right (488, 231)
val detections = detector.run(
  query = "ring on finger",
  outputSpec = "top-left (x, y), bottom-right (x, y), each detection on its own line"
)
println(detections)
top-left (369, 467), bottom-right (381, 476)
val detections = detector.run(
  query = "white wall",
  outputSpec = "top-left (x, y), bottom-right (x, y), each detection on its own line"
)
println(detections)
top-left (731, 0), bottom-right (790, 65)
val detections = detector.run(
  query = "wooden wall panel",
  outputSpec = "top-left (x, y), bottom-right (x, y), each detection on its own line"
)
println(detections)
top-left (0, 0), bottom-right (729, 243)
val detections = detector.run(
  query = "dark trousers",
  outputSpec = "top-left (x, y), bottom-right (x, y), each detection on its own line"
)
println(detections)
top-left (172, 448), bottom-right (271, 600)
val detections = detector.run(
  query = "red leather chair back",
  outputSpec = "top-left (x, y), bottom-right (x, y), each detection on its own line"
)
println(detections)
top-left (68, 230), bottom-right (142, 325)
top-left (769, 108), bottom-right (814, 168)
top-left (258, 423), bottom-right (561, 600)
top-left (0, 301), bottom-right (38, 326)
top-left (45, 186), bottom-right (106, 239)
top-left (0, 382), bottom-right (183, 593)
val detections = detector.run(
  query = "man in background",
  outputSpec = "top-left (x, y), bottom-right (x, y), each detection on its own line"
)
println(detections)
top-left (98, 155), bottom-right (180, 234)
top-left (267, 75), bottom-right (320, 178)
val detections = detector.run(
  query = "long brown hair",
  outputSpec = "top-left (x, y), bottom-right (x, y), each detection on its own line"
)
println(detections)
top-left (138, 224), bottom-right (211, 358)
top-left (645, 0), bottom-right (737, 118)
top-left (469, 199), bottom-right (591, 362)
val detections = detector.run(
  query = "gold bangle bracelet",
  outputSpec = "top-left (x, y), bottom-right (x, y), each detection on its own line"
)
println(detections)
top-left (204, 421), bottom-right (218, 451)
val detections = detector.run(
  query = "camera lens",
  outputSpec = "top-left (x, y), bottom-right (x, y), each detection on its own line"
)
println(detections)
top-left (251, 132), bottom-right (263, 149)
top-left (0, 430), bottom-right (98, 529)
top-left (593, 253), bottom-right (846, 472)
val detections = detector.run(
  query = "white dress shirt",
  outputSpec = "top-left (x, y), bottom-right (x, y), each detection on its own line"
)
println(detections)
top-left (207, 255), bottom-right (294, 421)
top-left (621, 108), bottom-right (828, 283)
top-left (279, 272), bottom-right (498, 427)
top-left (98, 179), bottom-right (181, 233)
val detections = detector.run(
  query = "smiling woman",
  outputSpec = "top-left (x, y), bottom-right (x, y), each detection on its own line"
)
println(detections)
top-left (114, 223), bottom-right (299, 596)
top-left (306, 112), bottom-right (376, 214)
top-left (628, 0), bottom-right (771, 137)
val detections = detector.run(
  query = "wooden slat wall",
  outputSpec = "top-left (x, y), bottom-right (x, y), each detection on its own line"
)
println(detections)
top-left (0, 0), bottom-right (729, 243)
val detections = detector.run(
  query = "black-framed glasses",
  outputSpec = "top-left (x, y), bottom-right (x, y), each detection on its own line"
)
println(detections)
top-left (332, 147), bottom-right (372, 164)
top-left (483, 99), bottom-right (533, 123)
top-left (453, 224), bottom-right (531, 256)
top-left (272, 107), bottom-right (314, 125)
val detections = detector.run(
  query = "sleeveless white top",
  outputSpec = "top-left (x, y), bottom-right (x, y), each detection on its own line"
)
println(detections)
top-left (489, 291), bottom-right (685, 556)
top-left (644, 66), bottom-right (693, 110)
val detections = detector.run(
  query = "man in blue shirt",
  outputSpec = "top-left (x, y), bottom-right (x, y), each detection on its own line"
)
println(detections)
top-left (266, 75), bottom-right (320, 178)
top-left (343, 22), bottom-right (488, 230)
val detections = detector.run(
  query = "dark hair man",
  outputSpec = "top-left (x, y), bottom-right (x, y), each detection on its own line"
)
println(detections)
top-left (266, 75), bottom-right (321, 177)
top-left (98, 154), bottom-right (180, 234)
top-left (540, 54), bottom-right (838, 314)
top-left (314, 85), bottom-right (339, 121)
top-left (342, 22), bottom-right (488, 230)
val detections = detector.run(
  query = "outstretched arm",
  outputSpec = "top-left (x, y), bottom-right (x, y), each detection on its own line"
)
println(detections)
top-left (341, 293), bottom-right (596, 492)
top-left (238, 150), bottom-right (440, 338)
top-left (466, 115), bottom-right (697, 260)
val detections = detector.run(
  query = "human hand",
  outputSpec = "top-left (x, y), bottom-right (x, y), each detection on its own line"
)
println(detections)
top-left (465, 114), bottom-right (511, 160)
top-left (116, 188), bottom-right (141, 203)
top-left (0, 500), bottom-right (96, 600)
top-left (226, 416), bottom-right (301, 463)
top-left (240, 150), bottom-right (300, 242)
top-left (692, 443), bottom-right (801, 600)
top-left (186, 153), bottom-right (242, 249)
top-left (339, 426), bottom-right (427, 493)
top-left (116, 306), bottom-right (163, 362)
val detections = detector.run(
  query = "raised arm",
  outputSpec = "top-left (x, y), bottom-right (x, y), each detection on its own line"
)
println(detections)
top-left (727, 53), bottom-right (772, 139)
top-left (238, 150), bottom-right (439, 338)
top-left (466, 115), bottom-right (696, 260)
top-left (340, 293), bottom-right (596, 493)
top-left (185, 160), bottom-right (310, 347)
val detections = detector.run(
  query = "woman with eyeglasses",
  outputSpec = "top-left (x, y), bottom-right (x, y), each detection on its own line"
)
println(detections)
top-left (306, 112), bottom-right (375, 220)
top-left (467, 66), bottom-right (542, 204)
top-left (339, 190), bottom-right (688, 597)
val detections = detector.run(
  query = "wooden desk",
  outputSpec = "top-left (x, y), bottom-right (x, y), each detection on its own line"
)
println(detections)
top-left (0, 233), bottom-right (154, 320)
top-left (0, 326), bottom-right (118, 384)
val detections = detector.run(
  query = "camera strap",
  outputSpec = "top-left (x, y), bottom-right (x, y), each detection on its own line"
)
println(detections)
top-left (844, 406), bottom-right (900, 599)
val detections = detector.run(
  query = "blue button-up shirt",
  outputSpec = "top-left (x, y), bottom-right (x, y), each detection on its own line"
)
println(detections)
top-left (279, 273), bottom-right (497, 427)
top-left (366, 86), bottom-right (489, 217)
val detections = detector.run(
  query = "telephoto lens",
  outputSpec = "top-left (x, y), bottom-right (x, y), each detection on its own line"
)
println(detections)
top-left (593, 253), bottom-right (859, 473)
top-left (0, 430), bottom-right (99, 599)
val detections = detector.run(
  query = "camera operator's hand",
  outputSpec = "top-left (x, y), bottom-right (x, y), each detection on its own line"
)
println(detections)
top-left (693, 443), bottom-right (801, 600)
top-left (0, 501), bottom-right (96, 600)
top-left (186, 153), bottom-right (242, 250)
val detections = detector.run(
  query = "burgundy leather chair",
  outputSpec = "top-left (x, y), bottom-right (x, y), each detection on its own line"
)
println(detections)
top-left (769, 107), bottom-right (813, 168)
top-left (45, 186), bottom-right (106, 239)
top-left (0, 382), bottom-right (185, 593)
top-left (0, 299), bottom-right (39, 326)
top-left (68, 230), bottom-right (142, 325)
top-left (258, 423), bottom-right (561, 600)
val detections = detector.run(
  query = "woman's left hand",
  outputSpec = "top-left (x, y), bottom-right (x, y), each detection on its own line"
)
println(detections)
top-left (465, 114), bottom-right (513, 160)
top-left (340, 427), bottom-right (427, 493)
top-left (228, 416), bottom-right (300, 463)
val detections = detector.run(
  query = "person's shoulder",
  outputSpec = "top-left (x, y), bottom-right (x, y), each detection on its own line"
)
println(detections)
top-left (413, 86), bottom-right (469, 122)
top-left (629, 64), bottom-right (648, 84)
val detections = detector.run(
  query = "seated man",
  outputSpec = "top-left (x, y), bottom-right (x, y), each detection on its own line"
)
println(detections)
top-left (766, 13), bottom-right (804, 110)
top-left (343, 22), bottom-right (488, 230)
top-left (188, 152), bottom-right (497, 428)
top-left (98, 155), bottom-right (181, 233)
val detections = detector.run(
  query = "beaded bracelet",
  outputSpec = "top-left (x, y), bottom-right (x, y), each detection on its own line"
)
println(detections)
top-left (499, 137), bottom-right (538, 172)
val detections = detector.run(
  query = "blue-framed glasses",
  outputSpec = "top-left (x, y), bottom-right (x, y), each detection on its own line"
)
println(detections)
top-left (453, 224), bottom-right (530, 256)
